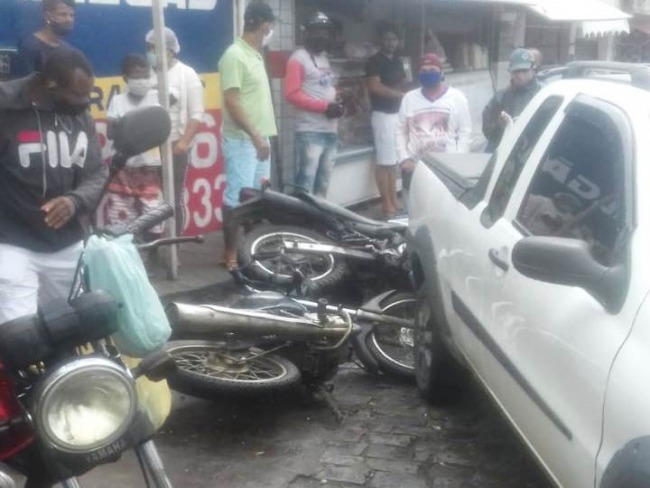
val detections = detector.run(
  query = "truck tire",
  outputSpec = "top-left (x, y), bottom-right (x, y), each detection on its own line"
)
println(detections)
top-left (414, 278), bottom-right (458, 404)
top-left (238, 224), bottom-right (347, 291)
top-left (165, 340), bottom-right (301, 399)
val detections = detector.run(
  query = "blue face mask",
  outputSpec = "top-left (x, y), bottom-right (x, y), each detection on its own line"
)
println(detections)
top-left (419, 71), bottom-right (442, 88)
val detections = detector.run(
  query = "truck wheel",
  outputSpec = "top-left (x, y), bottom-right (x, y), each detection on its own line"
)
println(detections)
top-left (238, 224), bottom-right (347, 290)
top-left (165, 340), bottom-right (301, 399)
top-left (414, 282), bottom-right (457, 404)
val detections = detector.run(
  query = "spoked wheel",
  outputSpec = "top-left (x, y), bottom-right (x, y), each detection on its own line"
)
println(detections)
top-left (238, 224), bottom-right (347, 290)
top-left (366, 292), bottom-right (416, 379)
top-left (165, 340), bottom-right (301, 398)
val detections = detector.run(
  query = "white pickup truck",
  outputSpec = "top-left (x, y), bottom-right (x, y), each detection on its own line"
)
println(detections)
top-left (407, 62), bottom-right (650, 488)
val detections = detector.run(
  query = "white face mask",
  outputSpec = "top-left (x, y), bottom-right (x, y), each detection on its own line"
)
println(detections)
top-left (127, 78), bottom-right (152, 98)
top-left (262, 28), bottom-right (274, 47)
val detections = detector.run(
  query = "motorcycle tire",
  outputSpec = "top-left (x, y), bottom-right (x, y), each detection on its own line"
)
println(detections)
top-left (238, 224), bottom-right (347, 291)
top-left (165, 340), bottom-right (301, 399)
top-left (360, 292), bottom-right (417, 379)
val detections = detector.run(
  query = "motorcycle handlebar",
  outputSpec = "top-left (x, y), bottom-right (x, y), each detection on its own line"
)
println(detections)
top-left (127, 203), bottom-right (174, 235)
top-left (136, 235), bottom-right (204, 251)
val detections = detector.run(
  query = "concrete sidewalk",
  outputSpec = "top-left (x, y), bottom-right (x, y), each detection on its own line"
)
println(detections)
top-left (149, 230), bottom-right (231, 299)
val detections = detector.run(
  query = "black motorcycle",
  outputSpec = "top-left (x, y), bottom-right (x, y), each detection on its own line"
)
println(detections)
top-left (164, 285), bottom-right (417, 410)
top-left (232, 186), bottom-right (410, 293)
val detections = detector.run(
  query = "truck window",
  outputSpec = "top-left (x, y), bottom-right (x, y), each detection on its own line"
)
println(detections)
top-left (516, 108), bottom-right (627, 266)
top-left (483, 96), bottom-right (564, 226)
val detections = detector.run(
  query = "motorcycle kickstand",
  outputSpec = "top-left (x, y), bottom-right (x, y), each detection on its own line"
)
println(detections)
top-left (314, 383), bottom-right (346, 424)
top-left (135, 440), bottom-right (173, 488)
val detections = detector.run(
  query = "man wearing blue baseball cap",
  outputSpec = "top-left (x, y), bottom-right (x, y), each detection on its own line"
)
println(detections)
top-left (482, 47), bottom-right (542, 152)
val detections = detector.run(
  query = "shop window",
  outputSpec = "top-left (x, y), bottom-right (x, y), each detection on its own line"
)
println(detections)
top-left (483, 96), bottom-right (563, 226)
top-left (516, 108), bottom-right (627, 265)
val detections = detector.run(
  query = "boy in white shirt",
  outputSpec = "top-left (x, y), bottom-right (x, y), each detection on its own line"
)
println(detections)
top-left (99, 53), bottom-right (163, 239)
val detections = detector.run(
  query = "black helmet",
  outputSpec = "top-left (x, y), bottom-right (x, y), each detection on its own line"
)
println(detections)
top-left (305, 11), bottom-right (333, 32)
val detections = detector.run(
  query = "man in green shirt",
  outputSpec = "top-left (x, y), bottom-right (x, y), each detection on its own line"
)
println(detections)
top-left (218, 2), bottom-right (277, 269)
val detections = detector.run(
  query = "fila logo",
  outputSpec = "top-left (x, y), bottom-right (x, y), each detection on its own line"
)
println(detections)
top-left (17, 130), bottom-right (89, 169)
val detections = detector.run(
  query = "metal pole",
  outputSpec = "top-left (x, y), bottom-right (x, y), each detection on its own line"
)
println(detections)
top-left (151, 0), bottom-right (178, 280)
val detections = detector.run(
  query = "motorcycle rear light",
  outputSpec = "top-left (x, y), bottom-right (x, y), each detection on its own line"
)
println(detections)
top-left (0, 368), bottom-right (33, 461)
top-left (0, 373), bottom-right (20, 423)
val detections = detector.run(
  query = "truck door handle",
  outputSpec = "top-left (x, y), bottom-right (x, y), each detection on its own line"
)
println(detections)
top-left (488, 248), bottom-right (509, 271)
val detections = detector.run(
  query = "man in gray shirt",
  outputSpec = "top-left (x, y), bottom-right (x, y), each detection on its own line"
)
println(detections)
top-left (284, 12), bottom-right (343, 197)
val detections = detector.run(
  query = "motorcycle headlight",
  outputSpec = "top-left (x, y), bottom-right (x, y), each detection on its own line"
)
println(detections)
top-left (33, 357), bottom-right (137, 453)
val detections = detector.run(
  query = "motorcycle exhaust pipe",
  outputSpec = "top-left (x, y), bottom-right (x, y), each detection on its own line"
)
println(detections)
top-left (167, 303), bottom-right (352, 341)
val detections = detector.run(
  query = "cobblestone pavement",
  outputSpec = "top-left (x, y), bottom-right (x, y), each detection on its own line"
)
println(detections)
top-left (81, 362), bottom-right (552, 488)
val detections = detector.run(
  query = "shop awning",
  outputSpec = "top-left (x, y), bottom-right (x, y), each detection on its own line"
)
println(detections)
top-left (457, 0), bottom-right (631, 36)
top-left (528, 0), bottom-right (630, 36)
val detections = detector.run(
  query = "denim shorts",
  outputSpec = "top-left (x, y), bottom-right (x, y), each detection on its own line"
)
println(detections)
top-left (222, 137), bottom-right (271, 208)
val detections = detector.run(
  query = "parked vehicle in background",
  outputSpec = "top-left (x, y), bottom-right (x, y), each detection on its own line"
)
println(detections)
top-left (407, 62), bottom-right (650, 488)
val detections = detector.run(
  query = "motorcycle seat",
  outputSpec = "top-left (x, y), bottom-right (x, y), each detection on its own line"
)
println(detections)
top-left (295, 192), bottom-right (407, 234)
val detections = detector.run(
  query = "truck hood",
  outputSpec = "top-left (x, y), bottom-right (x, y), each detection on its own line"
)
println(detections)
top-left (422, 153), bottom-right (492, 198)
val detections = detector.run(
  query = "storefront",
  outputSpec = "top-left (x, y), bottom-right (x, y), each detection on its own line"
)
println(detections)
top-left (262, 0), bottom-right (629, 207)
top-left (264, 0), bottom-right (498, 206)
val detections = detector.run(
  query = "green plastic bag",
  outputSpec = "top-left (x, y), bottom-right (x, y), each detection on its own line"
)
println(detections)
top-left (83, 234), bottom-right (171, 357)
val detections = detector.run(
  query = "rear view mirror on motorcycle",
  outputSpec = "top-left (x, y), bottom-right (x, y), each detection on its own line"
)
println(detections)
top-left (111, 105), bottom-right (171, 172)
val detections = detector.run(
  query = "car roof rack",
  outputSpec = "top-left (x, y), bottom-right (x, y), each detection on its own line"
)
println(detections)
top-left (546, 61), bottom-right (650, 91)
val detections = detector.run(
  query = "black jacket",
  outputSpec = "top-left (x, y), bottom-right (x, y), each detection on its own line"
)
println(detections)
top-left (482, 78), bottom-right (542, 152)
top-left (0, 75), bottom-right (107, 252)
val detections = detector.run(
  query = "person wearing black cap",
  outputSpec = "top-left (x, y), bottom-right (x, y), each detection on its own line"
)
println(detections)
top-left (218, 1), bottom-right (277, 270)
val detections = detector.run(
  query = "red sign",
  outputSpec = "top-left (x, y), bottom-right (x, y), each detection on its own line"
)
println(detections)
top-left (94, 109), bottom-right (225, 236)
top-left (182, 109), bottom-right (224, 236)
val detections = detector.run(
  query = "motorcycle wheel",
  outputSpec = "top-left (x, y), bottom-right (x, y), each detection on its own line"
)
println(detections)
top-left (238, 224), bottom-right (347, 290)
top-left (365, 292), bottom-right (416, 379)
top-left (165, 340), bottom-right (301, 398)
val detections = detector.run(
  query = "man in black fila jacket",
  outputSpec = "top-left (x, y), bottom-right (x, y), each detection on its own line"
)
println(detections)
top-left (0, 48), bottom-right (107, 324)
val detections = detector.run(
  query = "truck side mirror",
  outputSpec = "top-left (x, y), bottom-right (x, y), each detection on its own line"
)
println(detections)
top-left (512, 236), bottom-right (627, 312)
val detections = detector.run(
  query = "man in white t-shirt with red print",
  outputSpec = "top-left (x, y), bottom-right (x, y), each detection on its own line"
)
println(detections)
top-left (284, 12), bottom-right (344, 197)
top-left (397, 53), bottom-right (471, 195)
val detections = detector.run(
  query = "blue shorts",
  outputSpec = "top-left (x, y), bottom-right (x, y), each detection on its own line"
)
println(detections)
top-left (222, 137), bottom-right (271, 208)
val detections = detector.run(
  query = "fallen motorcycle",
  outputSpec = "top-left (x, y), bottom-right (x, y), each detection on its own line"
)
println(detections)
top-left (232, 186), bottom-right (410, 293)
top-left (164, 284), bottom-right (417, 408)
top-left (230, 268), bottom-right (417, 379)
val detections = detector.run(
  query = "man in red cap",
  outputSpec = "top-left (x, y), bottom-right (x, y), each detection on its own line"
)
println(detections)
top-left (396, 53), bottom-right (471, 194)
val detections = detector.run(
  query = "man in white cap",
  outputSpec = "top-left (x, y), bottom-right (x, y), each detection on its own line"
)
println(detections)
top-left (145, 26), bottom-right (205, 233)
